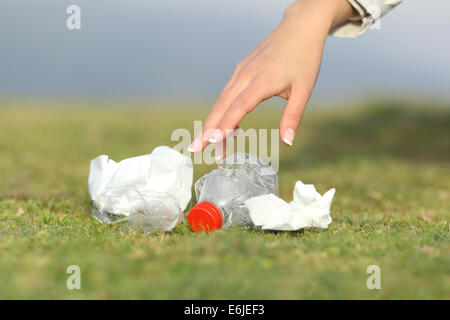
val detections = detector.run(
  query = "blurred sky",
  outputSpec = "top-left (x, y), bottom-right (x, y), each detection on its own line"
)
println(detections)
top-left (1, 0), bottom-right (449, 101)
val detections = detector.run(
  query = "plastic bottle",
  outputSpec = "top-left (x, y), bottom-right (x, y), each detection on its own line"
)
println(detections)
top-left (88, 146), bottom-right (193, 233)
top-left (92, 186), bottom-right (183, 234)
top-left (188, 153), bottom-right (278, 232)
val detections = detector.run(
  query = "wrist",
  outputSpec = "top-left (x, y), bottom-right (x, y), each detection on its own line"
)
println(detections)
top-left (284, 0), bottom-right (354, 30)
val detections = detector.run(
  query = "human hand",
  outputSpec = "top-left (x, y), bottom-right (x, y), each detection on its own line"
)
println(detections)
top-left (188, 0), bottom-right (354, 153)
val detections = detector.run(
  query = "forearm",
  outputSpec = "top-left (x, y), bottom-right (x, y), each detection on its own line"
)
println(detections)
top-left (192, 0), bottom-right (359, 152)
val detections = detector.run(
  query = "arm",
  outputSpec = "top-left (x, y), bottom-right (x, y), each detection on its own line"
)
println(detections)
top-left (188, 0), bottom-right (355, 152)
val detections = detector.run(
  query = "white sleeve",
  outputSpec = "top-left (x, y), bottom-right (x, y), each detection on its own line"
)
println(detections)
top-left (330, 0), bottom-right (403, 38)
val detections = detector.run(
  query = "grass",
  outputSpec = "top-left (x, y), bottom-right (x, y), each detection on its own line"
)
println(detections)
top-left (0, 99), bottom-right (449, 299)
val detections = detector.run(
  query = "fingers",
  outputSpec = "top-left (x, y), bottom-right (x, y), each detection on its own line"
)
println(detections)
top-left (213, 126), bottom-right (239, 160)
top-left (212, 77), bottom-right (273, 143)
top-left (188, 83), bottom-right (245, 153)
top-left (188, 70), bottom-right (269, 153)
top-left (279, 86), bottom-right (309, 146)
top-left (189, 78), bottom-right (309, 154)
top-left (188, 59), bottom-right (257, 154)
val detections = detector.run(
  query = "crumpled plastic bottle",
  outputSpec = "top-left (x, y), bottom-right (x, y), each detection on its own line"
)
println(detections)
top-left (91, 186), bottom-right (184, 233)
top-left (188, 153), bottom-right (278, 232)
top-left (88, 146), bottom-right (193, 234)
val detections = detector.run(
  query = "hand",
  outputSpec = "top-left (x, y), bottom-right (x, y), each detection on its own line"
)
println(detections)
top-left (188, 0), bottom-right (354, 153)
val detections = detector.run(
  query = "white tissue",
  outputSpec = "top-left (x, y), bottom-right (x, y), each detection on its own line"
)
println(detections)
top-left (245, 181), bottom-right (335, 231)
top-left (88, 146), bottom-right (193, 223)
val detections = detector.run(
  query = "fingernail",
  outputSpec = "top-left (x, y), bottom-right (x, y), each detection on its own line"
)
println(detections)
top-left (208, 130), bottom-right (222, 144)
top-left (188, 136), bottom-right (202, 153)
top-left (283, 128), bottom-right (296, 146)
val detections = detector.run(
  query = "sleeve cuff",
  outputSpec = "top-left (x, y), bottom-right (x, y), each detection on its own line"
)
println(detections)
top-left (330, 0), bottom-right (403, 38)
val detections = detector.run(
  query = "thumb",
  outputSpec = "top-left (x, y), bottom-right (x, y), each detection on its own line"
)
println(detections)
top-left (279, 87), bottom-right (309, 146)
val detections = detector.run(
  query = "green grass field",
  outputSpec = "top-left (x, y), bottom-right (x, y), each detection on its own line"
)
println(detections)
top-left (0, 99), bottom-right (449, 299)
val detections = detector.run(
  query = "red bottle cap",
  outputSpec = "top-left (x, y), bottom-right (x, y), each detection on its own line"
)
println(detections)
top-left (188, 201), bottom-right (223, 232)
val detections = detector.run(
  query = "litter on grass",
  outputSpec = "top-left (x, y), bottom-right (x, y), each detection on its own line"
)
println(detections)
top-left (88, 146), bottom-right (193, 233)
top-left (87, 147), bottom-right (335, 233)
top-left (245, 180), bottom-right (335, 231)
top-left (188, 153), bottom-right (278, 232)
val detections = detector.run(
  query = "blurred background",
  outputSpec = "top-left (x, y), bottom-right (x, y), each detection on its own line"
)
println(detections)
top-left (1, 0), bottom-right (449, 101)
top-left (0, 1), bottom-right (449, 299)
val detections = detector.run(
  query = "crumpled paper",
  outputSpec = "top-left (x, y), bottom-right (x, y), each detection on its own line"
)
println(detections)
top-left (88, 146), bottom-right (193, 231)
top-left (245, 181), bottom-right (335, 231)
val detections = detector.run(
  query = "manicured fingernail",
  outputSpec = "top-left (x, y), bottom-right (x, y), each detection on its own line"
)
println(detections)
top-left (208, 130), bottom-right (222, 143)
top-left (188, 136), bottom-right (202, 153)
top-left (283, 128), bottom-right (296, 146)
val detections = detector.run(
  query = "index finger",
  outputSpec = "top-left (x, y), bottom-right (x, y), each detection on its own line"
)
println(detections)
top-left (188, 82), bottom-right (246, 153)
